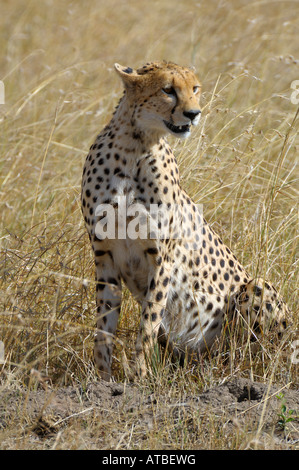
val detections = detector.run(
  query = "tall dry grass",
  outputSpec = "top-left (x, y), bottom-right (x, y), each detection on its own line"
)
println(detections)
top-left (0, 0), bottom-right (298, 449)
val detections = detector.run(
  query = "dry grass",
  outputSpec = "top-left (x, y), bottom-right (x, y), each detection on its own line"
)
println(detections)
top-left (0, 0), bottom-right (298, 449)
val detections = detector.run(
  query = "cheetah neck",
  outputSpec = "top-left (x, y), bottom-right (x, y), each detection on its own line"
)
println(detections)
top-left (89, 95), bottom-right (181, 206)
top-left (110, 94), bottom-right (167, 151)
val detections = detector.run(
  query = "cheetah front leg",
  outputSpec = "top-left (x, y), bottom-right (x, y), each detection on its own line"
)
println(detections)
top-left (94, 255), bottom-right (122, 381)
top-left (134, 268), bottom-right (170, 378)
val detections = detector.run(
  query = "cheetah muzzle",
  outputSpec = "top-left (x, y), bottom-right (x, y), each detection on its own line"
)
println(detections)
top-left (163, 120), bottom-right (191, 135)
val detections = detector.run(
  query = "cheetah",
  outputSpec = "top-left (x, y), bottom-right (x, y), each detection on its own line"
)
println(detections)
top-left (81, 61), bottom-right (288, 380)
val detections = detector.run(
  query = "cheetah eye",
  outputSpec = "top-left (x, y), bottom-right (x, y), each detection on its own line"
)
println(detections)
top-left (162, 86), bottom-right (176, 97)
top-left (193, 86), bottom-right (200, 95)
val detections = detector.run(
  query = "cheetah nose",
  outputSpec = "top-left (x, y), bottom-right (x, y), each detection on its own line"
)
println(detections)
top-left (183, 109), bottom-right (201, 122)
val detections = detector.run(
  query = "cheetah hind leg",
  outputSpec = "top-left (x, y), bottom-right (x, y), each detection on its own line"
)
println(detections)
top-left (229, 277), bottom-right (288, 348)
top-left (156, 324), bottom-right (193, 369)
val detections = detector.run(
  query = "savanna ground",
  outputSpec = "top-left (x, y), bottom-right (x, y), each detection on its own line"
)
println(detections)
top-left (0, 0), bottom-right (298, 450)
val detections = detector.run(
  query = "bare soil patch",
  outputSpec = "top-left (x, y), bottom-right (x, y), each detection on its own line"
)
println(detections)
top-left (1, 377), bottom-right (298, 449)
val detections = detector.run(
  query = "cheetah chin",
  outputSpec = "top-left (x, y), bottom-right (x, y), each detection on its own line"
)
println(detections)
top-left (163, 120), bottom-right (191, 136)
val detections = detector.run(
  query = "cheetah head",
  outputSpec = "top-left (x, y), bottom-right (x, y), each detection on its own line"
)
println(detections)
top-left (114, 61), bottom-right (201, 139)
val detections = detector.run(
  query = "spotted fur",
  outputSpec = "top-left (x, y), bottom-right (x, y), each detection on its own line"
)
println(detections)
top-left (81, 61), bottom-right (288, 380)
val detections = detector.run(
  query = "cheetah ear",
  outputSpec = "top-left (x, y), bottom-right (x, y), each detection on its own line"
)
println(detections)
top-left (114, 63), bottom-right (141, 88)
